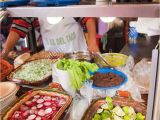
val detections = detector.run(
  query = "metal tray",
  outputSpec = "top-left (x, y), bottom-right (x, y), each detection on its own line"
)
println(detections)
top-left (64, 51), bottom-right (93, 62)
top-left (2, 89), bottom-right (72, 120)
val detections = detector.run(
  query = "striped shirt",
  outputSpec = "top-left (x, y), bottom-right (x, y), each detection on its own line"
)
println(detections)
top-left (10, 17), bottom-right (91, 38)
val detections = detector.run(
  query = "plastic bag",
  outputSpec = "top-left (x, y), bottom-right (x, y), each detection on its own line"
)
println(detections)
top-left (80, 81), bottom-right (93, 103)
top-left (80, 68), bottom-right (142, 102)
top-left (132, 58), bottom-right (151, 93)
top-left (80, 81), bottom-right (107, 101)
top-left (64, 94), bottom-right (90, 120)
top-left (116, 55), bottom-right (135, 75)
top-left (116, 73), bottom-right (142, 101)
top-left (52, 62), bottom-right (76, 97)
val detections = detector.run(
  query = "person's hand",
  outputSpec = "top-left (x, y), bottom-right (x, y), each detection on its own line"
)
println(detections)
top-left (0, 50), bottom-right (8, 60)
top-left (88, 45), bottom-right (100, 53)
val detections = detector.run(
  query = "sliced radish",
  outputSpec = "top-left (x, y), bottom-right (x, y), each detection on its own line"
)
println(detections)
top-left (29, 110), bottom-right (35, 114)
top-left (38, 109), bottom-right (45, 117)
top-left (22, 111), bottom-right (29, 117)
top-left (37, 104), bottom-right (43, 109)
top-left (55, 96), bottom-right (60, 100)
top-left (52, 106), bottom-right (57, 111)
top-left (20, 105), bottom-right (29, 111)
top-left (44, 102), bottom-right (51, 106)
top-left (58, 98), bottom-right (66, 105)
top-left (13, 111), bottom-right (22, 118)
top-left (43, 96), bottom-right (51, 101)
top-left (37, 99), bottom-right (44, 104)
top-left (26, 101), bottom-right (32, 106)
top-left (27, 114), bottom-right (36, 120)
top-left (26, 101), bottom-right (35, 107)
top-left (34, 95), bottom-right (40, 99)
top-left (44, 108), bottom-right (52, 114)
top-left (52, 102), bottom-right (61, 108)
top-left (51, 97), bottom-right (57, 101)
top-left (34, 110), bottom-right (38, 115)
top-left (35, 116), bottom-right (42, 120)
top-left (32, 98), bottom-right (37, 102)
top-left (31, 106), bottom-right (37, 110)
top-left (14, 113), bottom-right (20, 118)
top-left (51, 101), bottom-right (57, 105)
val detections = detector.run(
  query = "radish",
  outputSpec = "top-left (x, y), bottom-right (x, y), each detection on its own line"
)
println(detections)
top-left (44, 102), bottom-right (51, 106)
top-left (54, 102), bottom-right (61, 108)
top-left (51, 97), bottom-right (57, 101)
top-left (29, 110), bottom-right (35, 114)
top-left (25, 101), bottom-right (35, 107)
top-left (37, 104), bottom-right (43, 109)
top-left (38, 109), bottom-right (45, 117)
top-left (31, 106), bottom-right (37, 110)
top-left (22, 111), bottom-right (29, 117)
top-left (43, 96), bottom-right (51, 101)
top-left (27, 114), bottom-right (36, 120)
top-left (13, 111), bottom-right (22, 118)
top-left (37, 99), bottom-right (44, 104)
top-left (13, 111), bottom-right (23, 119)
top-left (20, 105), bottom-right (29, 111)
top-left (32, 98), bottom-right (37, 102)
top-left (52, 106), bottom-right (57, 111)
top-left (35, 116), bottom-right (42, 120)
top-left (14, 113), bottom-right (20, 118)
top-left (34, 109), bottom-right (39, 115)
top-left (59, 98), bottom-right (66, 105)
top-left (44, 108), bottom-right (52, 114)
top-left (25, 101), bottom-right (32, 106)
top-left (34, 95), bottom-right (40, 99)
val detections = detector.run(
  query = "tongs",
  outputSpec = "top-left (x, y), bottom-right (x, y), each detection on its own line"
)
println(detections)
top-left (93, 52), bottom-right (114, 69)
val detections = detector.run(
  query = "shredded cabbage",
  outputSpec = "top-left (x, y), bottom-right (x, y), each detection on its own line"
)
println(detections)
top-left (13, 59), bottom-right (52, 81)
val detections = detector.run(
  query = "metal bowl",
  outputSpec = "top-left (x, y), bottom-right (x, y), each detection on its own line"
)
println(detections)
top-left (64, 51), bottom-right (93, 61)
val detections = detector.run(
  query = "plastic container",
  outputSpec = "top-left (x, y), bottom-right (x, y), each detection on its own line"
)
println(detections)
top-left (0, 0), bottom-right (29, 7)
top-left (0, 82), bottom-right (19, 111)
top-left (29, 0), bottom-right (80, 6)
top-left (91, 68), bottom-right (128, 90)
top-left (0, 59), bottom-right (13, 81)
top-left (129, 21), bottom-right (138, 44)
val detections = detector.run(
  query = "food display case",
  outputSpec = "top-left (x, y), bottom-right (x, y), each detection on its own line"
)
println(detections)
top-left (0, 1), bottom-right (160, 120)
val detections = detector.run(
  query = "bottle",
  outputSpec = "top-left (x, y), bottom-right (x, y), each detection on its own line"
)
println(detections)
top-left (129, 21), bottom-right (138, 44)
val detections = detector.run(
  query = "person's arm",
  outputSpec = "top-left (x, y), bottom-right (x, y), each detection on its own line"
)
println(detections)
top-left (1, 31), bottom-right (20, 59)
top-left (85, 18), bottom-right (100, 52)
top-left (1, 18), bottom-right (32, 59)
